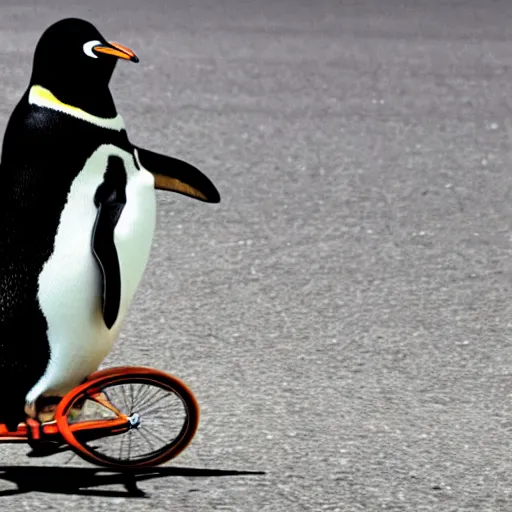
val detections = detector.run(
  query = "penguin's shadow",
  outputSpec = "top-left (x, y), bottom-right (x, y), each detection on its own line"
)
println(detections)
top-left (0, 465), bottom-right (265, 498)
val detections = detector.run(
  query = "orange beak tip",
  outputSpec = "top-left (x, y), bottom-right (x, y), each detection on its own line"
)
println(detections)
top-left (94, 41), bottom-right (139, 63)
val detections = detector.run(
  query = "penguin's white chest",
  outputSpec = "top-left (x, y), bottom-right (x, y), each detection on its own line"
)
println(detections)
top-left (26, 145), bottom-right (156, 403)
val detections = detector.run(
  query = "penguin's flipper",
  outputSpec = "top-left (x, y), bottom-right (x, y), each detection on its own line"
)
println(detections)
top-left (91, 156), bottom-right (127, 329)
top-left (134, 146), bottom-right (221, 203)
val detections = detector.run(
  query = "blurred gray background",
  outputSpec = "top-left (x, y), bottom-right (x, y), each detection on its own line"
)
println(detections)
top-left (1, 0), bottom-right (512, 510)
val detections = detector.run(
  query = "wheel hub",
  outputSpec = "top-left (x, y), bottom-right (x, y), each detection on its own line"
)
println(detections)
top-left (128, 413), bottom-right (141, 428)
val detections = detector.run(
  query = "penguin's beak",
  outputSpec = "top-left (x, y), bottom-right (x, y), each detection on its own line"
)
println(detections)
top-left (94, 41), bottom-right (139, 63)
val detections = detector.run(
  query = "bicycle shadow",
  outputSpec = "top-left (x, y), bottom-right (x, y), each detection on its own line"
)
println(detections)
top-left (0, 465), bottom-right (265, 498)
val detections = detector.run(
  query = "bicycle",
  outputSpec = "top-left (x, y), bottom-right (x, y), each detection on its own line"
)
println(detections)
top-left (0, 366), bottom-right (200, 468)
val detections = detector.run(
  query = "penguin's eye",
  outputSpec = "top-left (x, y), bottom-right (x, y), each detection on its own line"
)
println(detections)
top-left (83, 40), bottom-right (101, 59)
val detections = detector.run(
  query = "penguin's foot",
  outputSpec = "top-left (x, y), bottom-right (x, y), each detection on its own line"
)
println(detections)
top-left (24, 402), bottom-right (37, 420)
top-left (25, 396), bottom-right (63, 423)
top-left (40, 403), bottom-right (85, 423)
top-left (37, 405), bottom-right (58, 423)
top-left (25, 394), bottom-right (105, 424)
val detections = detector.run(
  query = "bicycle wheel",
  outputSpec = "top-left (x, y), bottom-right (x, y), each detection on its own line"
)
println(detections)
top-left (55, 367), bottom-right (200, 468)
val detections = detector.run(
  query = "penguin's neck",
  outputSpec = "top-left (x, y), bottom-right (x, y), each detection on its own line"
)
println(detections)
top-left (28, 85), bottom-right (125, 131)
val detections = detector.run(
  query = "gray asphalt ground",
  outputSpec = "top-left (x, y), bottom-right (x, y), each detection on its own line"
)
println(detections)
top-left (1, 0), bottom-right (512, 510)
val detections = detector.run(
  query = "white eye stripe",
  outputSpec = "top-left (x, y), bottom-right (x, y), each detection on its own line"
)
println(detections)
top-left (83, 40), bottom-right (101, 58)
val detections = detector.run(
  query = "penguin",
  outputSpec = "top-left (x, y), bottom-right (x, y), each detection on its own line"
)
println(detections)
top-left (0, 18), bottom-right (220, 430)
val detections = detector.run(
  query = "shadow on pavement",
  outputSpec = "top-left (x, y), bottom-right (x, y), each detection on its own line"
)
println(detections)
top-left (0, 465), bottom-right (266, 498)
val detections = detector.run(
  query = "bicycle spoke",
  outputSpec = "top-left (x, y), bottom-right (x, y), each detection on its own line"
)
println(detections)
top-left (119, 428), bottom-right (126, 460)
top-left (127, 428), bottom-right (133, 460)
top-left (131, 384), bottom-right (155, 411)
top-left (142, 396), bottom-right (183, 418)
top-left (134, 426), bottom-right (158, 452)
top-left (132, 385), bottom-right (161, 412)
top-left (119, 383), bottom-right (128, 412)
top-left (139, 425), bottom-right (169, 447)
top-left (129, 383), bottom-right (135, 414)
top-left (137, 390), bottom-right (171, 415)
top-left (131, 382), bottom-right (147, 409)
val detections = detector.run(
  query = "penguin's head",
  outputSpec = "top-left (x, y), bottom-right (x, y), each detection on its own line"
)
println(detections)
top-left (29, 18), bottom-right (138, 116)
